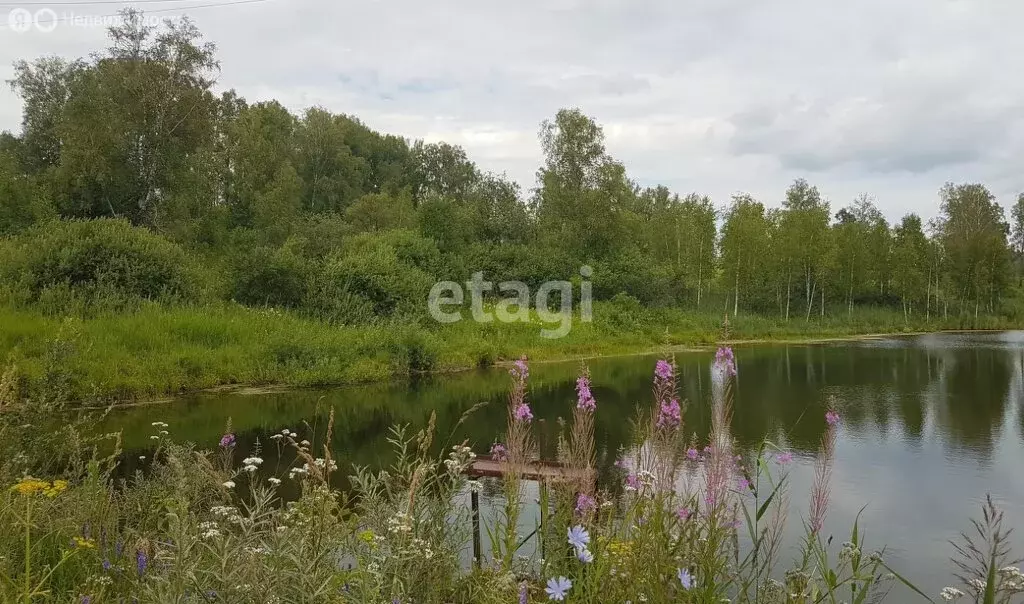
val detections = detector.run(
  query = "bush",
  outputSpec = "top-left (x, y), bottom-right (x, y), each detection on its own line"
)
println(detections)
top-left (0, 218), bottom-right (203, 309)
top-left (227, 237), bottom-right (310, 309)
top-left (309, 231), bottom-right (439, 319)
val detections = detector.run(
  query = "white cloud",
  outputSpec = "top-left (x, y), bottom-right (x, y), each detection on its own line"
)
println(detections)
top-left (2, 0), bottom-right (1022, 221)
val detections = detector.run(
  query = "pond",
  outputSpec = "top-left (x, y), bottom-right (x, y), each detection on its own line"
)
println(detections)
top-left (101, 331), bottom-right (1024, 599)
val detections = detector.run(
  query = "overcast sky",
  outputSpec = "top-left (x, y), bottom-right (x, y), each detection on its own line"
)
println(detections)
top-left (3, 0), bottom-right (1023, 222)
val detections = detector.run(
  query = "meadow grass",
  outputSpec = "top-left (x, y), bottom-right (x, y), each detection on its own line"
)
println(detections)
top-left (0, 300), bottom-right (1015, 403)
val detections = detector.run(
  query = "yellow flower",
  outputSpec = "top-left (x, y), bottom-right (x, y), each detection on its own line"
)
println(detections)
top-left (72, 536), bottom-right (96, 549)
top-left (44, 480), bottom-right (68, 498)
top-left (10, 477), bottom-right (49, 496)
top-left (358, 529), bottom-right (375, 544)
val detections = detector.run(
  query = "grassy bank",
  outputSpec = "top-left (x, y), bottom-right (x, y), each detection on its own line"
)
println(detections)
top-left (0, 300), bottom-right (1016, 403)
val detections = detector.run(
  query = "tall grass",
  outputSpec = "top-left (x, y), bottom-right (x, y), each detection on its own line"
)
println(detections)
top-left (0, 299), bottom-right (1015, 403)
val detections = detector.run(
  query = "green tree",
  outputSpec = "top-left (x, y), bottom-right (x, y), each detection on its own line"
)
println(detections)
top-left (719, 194), bottom-right (770, 315)
top-left (891, 214), bottom-right (929, 319)
top-left (937, 183), bottom-right (1012, 319)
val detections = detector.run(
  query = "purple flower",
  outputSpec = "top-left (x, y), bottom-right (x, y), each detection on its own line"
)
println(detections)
top-left (513, 403), bottom-right (533, 422)
top-left (713, 346), bottom-right (737, 377)
top-left (566, 525), bottom-right (590, 551)
top-left (510, 356), bottom-right (529, 381)
top-left (490, 442), bottom-right (508, 462)
top-left (219, 433), bottom-right (235, 448)
top-left (136, 549), bottom-right (147, 577)
top-left (518, 582), bottom-right (529, 604)
top-left (614, 458), bottom-right (628, 469)
top-left (656, 398), bottom-right (682, 430)
top-left (575, 375), bottom-right (596, 412)
top-left (576, 547), bottom-right (593, 563)
top-left (625, 473), bottom-right (640, 490)
top-left (678, 568), bottom-right (694, 589)
top-left (825, 410), bottom-right (840, 426)
top-left (686, 447), bottom-right (699, 461)
top-left (81, 597), bottom-right (91, 604)
top-left (736, 477), bottom-right (751, 491)
top-left (776, 452), bottom-right (794, 464)
top-left (545, 576), bottom-right (572, 601)
top-left (102, 558), bottom-right (112, 571)
top-left (654, 359), bottom-right (673, 381)
top-left (574, 493), bottom-right (597, 515)
top-left (676, 507), bottom-right (691, 521)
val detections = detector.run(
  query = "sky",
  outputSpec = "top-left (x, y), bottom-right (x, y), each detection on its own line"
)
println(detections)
top-left (2, 0), bottom-right (1023, 223)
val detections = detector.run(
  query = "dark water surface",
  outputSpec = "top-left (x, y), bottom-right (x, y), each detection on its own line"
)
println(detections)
top-left (103, 331), bottom-right (1024, 598)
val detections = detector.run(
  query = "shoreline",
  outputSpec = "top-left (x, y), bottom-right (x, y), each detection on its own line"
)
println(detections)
top-left (87, 327), bottom-right (1012, 409)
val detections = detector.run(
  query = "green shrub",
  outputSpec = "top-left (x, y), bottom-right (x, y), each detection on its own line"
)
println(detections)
top-left (227, 237), bottom-right (310, 309)
top-left (0, 218), bottom-right (203, 309)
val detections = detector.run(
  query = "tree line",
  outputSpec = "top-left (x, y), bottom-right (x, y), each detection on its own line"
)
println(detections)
top-left (1, 10), bottom-right (1022, 324)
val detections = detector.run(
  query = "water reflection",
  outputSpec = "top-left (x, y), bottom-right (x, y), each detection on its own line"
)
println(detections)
top-left (102, 331), bottom-right (1024, 597)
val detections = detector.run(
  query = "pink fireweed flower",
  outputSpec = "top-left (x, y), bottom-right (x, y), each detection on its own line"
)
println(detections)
top-left (490, 442), bottom-right (508, 462)
top-left (575, 493), bottom-right (597, 515)
top-left (686, 447), bottom-right (699, 461)
top-left (219, 433), bottom-right (235, 448)
top-left (775, 452), bottom-right (794, 464)
top-left (714, 346), bottom-right (736, 376)
top-left (624, 473), bottom-right (640, 490)
top-left (575, 375), bottom-right (596, 412)
top-left (656, 398), bottom-right (682, 430)
top-left (676, 507), bottom-right (691, 521)
top-left (654, 359), bottom-right (673, 381)
top-left (513, 403), bottom-right (533, 422)
top-left (510, 356), bottom-right (529, 381)
top-left (825, 410), bottom-right (840, 426)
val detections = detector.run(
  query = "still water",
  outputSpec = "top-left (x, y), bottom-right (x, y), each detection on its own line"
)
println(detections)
top-left (103, 331), bottom-right (1024, 598)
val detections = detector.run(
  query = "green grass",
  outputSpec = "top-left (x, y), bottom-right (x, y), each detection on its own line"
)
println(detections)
top-left (0, 300), bottom-right (1015, 403)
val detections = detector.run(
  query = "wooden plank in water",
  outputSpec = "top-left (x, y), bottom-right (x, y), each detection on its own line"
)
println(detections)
top-left (465, 455), bottom-right (587, 482)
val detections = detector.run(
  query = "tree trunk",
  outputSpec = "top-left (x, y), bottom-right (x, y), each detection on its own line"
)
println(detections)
top-left (821, 288), bottom-right (825, 317)
top-left (785, 271), bottom-right (792, 321)
top-left (696, 234), bottom-right (703, 308)
top-left (805, 280), bottom-right (817, 321)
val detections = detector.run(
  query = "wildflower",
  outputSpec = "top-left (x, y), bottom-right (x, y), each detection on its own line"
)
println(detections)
top-left (138, 456), bottom-right (146, 461)
top-left (201, 529), bottom-right (221, 539)
top-left (222, 481), bottom-right (236, 489)
top-left (151, 421), bottom-right (168, 428)
top-left (490, 442), bottom-right (508, 461)
top-left (136, 550), bottom-right (148, 577)
top-left (268, 477), bottom-right (281, 486)
top-left (219, 433), bottom-right (236, 448)
top-left (624, 473), bottom-right (640, 491)
top-left (940, 587), bottom-right (965, 600)
top-left (150, 435), bottom-right (160, 440)
top-left (825, 410), bottom-right (840, 426)
top-left (467, 480), bottom-right (482, 493)
top-left (574, 493), bottom-right (597, 515)
top-left (776, 452), bottom-right (794, 464)
top-left (102, 559), bottom-right (112, 571)
top-left (518, 582), bottom-right (529, 604)
top-left (736, 477), bottom-right (751, 491)
top-left (686, 447), bottom-right (699, 461)
top-left (575, 374), bottom-right (596, 412)
top-left (511, 356), bottom-right (529, 380)
top-left (567, 525), bottom-right (590, 551)
top-left (81, 597), bottom-right (91, 604)
top-left (242, 456), bottom-right (263, 466)
top-left (513, 403), bottom-right (533, 422)
top-left (676, 507), bottom-right (691, 521)
top-left (656, 398), bottom-right (682, 430)
top-left (677, 568), bottom-right (694, 589)
top-left (73, 536), bottom-right (96, 549)
top-left (577, 547), bottom-right (594, 563)
top-left (714, 347), bottom-right (736, 376)
top-left (545, 576), bottom-right (572, 601)
top-left (654, 359), bottom-right (673, 380)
